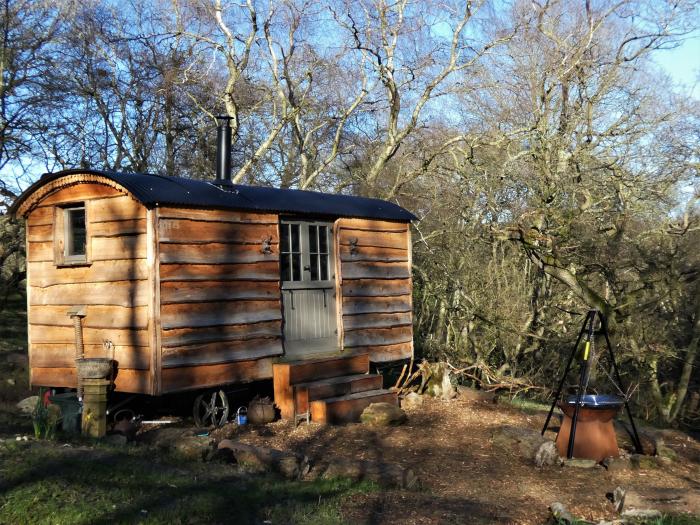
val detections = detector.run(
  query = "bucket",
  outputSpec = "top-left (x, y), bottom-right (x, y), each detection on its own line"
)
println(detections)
top-left (49, 392), bottom-right (82, 434)
top-left (236, 407), bottom-right (247, 425)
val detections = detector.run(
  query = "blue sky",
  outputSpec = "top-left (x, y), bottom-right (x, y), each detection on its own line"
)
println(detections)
top-left (655, 32), bottom-right (700, 97)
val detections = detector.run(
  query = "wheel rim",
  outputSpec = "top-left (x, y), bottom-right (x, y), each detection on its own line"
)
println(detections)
top-left (193, 390), bottom-right (229, 427)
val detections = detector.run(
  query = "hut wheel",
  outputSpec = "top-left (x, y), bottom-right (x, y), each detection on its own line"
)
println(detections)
top-left (193, 390), bottom-right (229, 428)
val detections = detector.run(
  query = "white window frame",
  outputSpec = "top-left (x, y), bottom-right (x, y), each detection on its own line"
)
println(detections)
top-left (280, 220), bottom-right (335, 290)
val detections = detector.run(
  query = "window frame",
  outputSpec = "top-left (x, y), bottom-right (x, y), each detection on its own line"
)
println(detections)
top-left (279, 219), bottom-right (335, 290)
top-left (54, 203), bottom-right (90, 267)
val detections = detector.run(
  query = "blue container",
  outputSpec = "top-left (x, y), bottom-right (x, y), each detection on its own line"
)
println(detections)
top-left (236, 407), bottom-right (247, 425)
top-left (564, 394), bottom-right (624, 409)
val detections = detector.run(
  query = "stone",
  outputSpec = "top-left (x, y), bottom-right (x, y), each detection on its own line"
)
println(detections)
top-left (103, 434), bottom-right (128, 446)
top-left (456, 385), bottom-right (498, 403)
top-left (563, 458), bottom-right (598, 468)
top-left (6, 378), bottom-right (15, 386)
top-left (16, 396), bottom-right (39, 415)
top-left (655, 444), bottom-right (677, 461)
top-left (603, 456), bottom-right (631, 472)
top-left (611, 486), bottom-right (626, 513)
top-left (401, 392), bottom-right (424, 410)
top-left (534, 441), bottom-right (561, 467)
top-left (620, 508), bottom-right (661, 521)
top-left (491, 425), bottom-right (548, 459)
top-left (424, 362), bottom-right (457, 400)
top-left (360, 403), bottom-right (407, 427)
top-left (630, 454), bottom-right (657, 470)
top-left (550, 502), bottom-right (575, 524)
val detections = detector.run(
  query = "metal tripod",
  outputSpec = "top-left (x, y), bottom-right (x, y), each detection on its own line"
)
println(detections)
top-left (541, 309), bottom-right (643, 458)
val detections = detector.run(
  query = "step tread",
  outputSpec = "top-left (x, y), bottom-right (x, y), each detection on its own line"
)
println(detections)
top-left (311, 388), bottom-right (396, 405)
top-left (295, 373), bottom-right (379, 389)
top-left (280, 353), bottom-right (369, 367)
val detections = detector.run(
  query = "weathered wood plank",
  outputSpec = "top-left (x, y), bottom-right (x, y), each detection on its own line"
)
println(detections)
top-left (345, 341), bottom-right (413, 362)
top-left (91, 219), bottom-right (147, 237)
top-left (30, 343), bottom-right (150, 369)
top-left (159, 219), bottom-right (277, 244)
top-left (29, 305), bottom-right (148, 329)
top-left (38, 184), bottom-right (123, 206)
top-left (28, 260), bottom-right (149, 287)
top-left (89, 195), bottom-right (145, 222)
top-left (339, 245), bottom-right (408, 263)
top-left (342, 296), bottom-right (412, 315)
top-left (160, 243), bottom-right (278, 264)
top-left (27, 224), bottom-right (53, 242)
top-left (91, 235), bottom-right (147, 260)
top-left (160, 358), bottom-right (273, 393)
top-left (26, 241), bottom-right (54, 262)
top-left (337, 218), bottom-right (408, 233)
top-left (161, 337), bottom-right (283, 368)
top-left (338, 229), bottom-right (408, 250)
top-left (342, 278), bottom-right (411, 297)
top-left (31, 366), bottom-right (151, 393)
top-left (343, 326), bottom-right (413, 347)
top-left (27, 207), bottom-right (54, 226)
top-left (162, 320), bottom-right (281, 347)
top-left (158, 207), bottom-right (278, 224)
top-left (29, 324), bottom-right (150, 346)
top-left (161, 280), bottom-right (279, 304)
top-left (342, 312), bottom-right (412, 330)
top-left (161, 300), bottom-right (282, 329)
top-left (340, 261), bottom-right (410, 280)
top-left (30, 281), bottom-right (149, 307)
top-left (159, 262), bottom-right (280, 282)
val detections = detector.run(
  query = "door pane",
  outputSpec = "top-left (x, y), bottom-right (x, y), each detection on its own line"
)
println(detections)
top-left (320, 254), bottom-right (329, 280)
top-left (309, 225), bottom-right (318, 253)
top-left (292, 253), bottom-right (301, 281)
top-left (319, 226), bottom-right (328, 253)
top-left (281, 254), bottom-right (291, 282)
top-left (280, 224), bottom-right (289, 252)
top-left (310, 254), bottom-right (319, 280)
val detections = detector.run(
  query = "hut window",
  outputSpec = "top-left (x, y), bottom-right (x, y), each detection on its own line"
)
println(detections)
top-left (280, 223), bottom-right (302, 281)
top-left (63, 206), bottom-right (87, 261)
top-left (308, 225), bottom-right (330, 281)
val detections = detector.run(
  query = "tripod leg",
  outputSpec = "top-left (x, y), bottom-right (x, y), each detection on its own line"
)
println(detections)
top-left (567, 311), bottom-right (596, 458)
top-left (541, 310), bottom-right (594, 436)
top-left (599, 312), bottom-right (644, 454)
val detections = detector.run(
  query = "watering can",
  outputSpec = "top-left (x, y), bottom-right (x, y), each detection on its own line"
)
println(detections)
top-left (236, 406), bottom-right (247, 425)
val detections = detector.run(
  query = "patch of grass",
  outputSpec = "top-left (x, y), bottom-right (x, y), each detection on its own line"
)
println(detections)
top-left (504, 395), bottom-right (551, 415)
top-left (651, 515), bottom-right (700, 525)
top-left (0, 440), bottom-right (377, 525)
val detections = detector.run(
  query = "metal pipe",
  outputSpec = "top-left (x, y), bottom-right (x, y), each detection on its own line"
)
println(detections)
top-left (215, 115), bottom-right (233, 184)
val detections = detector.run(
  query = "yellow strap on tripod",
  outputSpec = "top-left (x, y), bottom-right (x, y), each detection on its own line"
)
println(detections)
top-left (583, 341), bottom-right (590, 361)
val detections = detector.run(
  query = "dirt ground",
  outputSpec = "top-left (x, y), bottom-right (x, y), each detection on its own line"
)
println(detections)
top-left (211, 396), bottom-right (700, 524)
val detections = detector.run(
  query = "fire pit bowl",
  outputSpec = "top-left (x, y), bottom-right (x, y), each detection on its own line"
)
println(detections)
top-left (555, 394), bottom-right (625, 461)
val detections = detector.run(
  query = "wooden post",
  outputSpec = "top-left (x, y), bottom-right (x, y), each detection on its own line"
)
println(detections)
top-left (81, 378), bottom-right (110, 438)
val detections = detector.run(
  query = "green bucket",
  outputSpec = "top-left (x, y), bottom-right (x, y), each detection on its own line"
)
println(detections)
top-left (49, 392), bottom-right (82, 434)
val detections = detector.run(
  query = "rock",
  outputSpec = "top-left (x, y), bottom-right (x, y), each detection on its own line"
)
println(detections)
top-left (550, 502), bottom-right (575, 524)
top-left (16, 396), bottom-right (39, 415)
top-left (247, 397), bottom-right (276, 424)
top-left (401, 392), bottom-right (424, 409)
top-left (620, 508), bottom-right (662, 521)
top-left (6, 378), bottom-right (15, 386)
top-left (218, 440), bottom-right (310, 479)
top-left (563, 458), bottom-right (598, 468)
top-left (492, 425), bottom-right (548, 459)
top-left (534, 441), bottom-right (561, 467)
top-left (655, 444), bottom-right (677, 461)
top-left (630, 454), bottom-right (657, 470)
top-left (656, 456), bottom-right (673, 468)
top-left (424, 362), bottom-right (457, 400)
top-left (456, 385), bottom-right (498, 403)
top-left (611, 486), bottom-right (626, 513)
top-left (103, 434), bottom-right (128, 446)
top-left (603, 456), bottom-right (631, 472)
top-left (360, 403), bottom-right (407, 427)
top-left (318, 459), bottom-right (417, 489)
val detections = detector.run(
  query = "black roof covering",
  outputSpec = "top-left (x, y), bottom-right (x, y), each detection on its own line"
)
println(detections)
top-left (11, 169), bottom-right (416, 221)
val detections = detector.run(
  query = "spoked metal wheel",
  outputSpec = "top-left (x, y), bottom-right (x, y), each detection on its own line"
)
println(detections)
top-left (193, 390), bottom-right (229, 428)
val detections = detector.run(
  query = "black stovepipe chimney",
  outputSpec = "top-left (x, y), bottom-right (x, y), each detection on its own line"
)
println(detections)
top-left (215, 115), bottom-right (233, 185)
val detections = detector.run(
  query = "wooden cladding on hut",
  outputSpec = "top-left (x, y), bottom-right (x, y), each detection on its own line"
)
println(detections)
top-left (14, 170), bottom-right (415, 396)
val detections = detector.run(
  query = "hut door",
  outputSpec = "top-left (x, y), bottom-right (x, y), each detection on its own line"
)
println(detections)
top-left (280, 220), bottom-right (338, 358)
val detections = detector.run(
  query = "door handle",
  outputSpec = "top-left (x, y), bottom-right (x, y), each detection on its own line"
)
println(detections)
top-left (303, 265), bottom-right (311, 271)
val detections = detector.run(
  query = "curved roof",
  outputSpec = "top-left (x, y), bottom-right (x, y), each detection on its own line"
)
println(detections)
top-left (10, 169), bottom-right (416, 221)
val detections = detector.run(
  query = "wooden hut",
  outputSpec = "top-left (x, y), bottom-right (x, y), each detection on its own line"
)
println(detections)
top-left (10, 154), bottom-right (415, 422)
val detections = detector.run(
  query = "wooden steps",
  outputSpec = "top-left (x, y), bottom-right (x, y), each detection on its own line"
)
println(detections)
top-left (272, 353), bottom-right (397, 423)
top-left (310, 389), bottom-right (398, 424)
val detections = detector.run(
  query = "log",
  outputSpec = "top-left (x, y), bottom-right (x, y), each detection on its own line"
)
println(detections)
top-left (160, 280), bottom-right (279, 304)
top-left (30, 281), bottom-right (149, 307)
top-left (39, 183), bottom-right (123, 206)
top-left (27, 207), bottom-right (54, 226)
top-left (342, 296), bottom-right (412, 315)
top-left (160, 262), bottom-right (279, 282)
top-left (338, 229), bottom-right (408, 250)
top-left (161, 320), bottom-right (282, 347)
top-left (160, 358), bottom-right (273, 393)
top-left (342, 278), bottom-right (411, 297)
top-left (217, 440), bottom-right (310, 479)
top-left (29, 260), bottom-right (149, 287)
top-left (161, 300), bottom-right (282, 329)
top-left (342, 312), bottom-right (412, 330)
top-left (339, 245), bottom-right (408, 263)
top-left (91, 218), bottom-right (147, 237)
top-left (89, 195), bottom-right (145, 222)
top-left (340, 261), bottom-right (410, 280)
top-left (161, 337), bottom-right (283, 368)
top-left (159, 242), bottom-right (278, 264)
top-left (318, 459), bottom-right (417, 488)
top-left (158, 207), bottom-right (278, 224)
top-left (91, 235), bottom-right (147, 260)
top-left (159, 219), bottom-right (277, 244)
top-left (337, 218), bottom-right (408, 233)
top-left (343, 326), bottom-right (413, 348)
